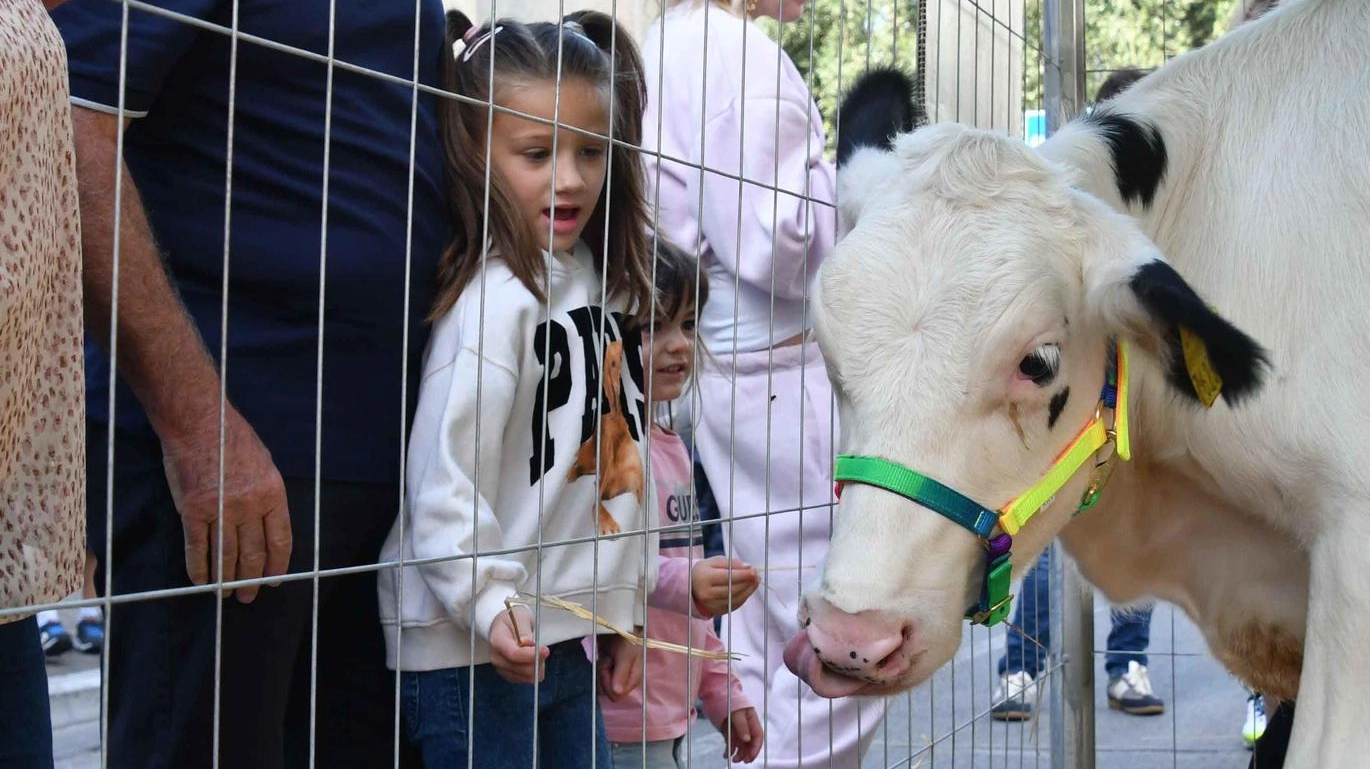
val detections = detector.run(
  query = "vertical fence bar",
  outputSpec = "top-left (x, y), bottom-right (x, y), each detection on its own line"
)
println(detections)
top-left (1042, 0), bottom-right (1091, 765)
top-left (1050, 551), bottom-right (1096, 769)
top-left (1040, 0), bottom-right (1084, 132)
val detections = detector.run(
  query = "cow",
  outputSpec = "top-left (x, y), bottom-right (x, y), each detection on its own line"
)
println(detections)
top-left (782, 1), bottom-right (1368, 766)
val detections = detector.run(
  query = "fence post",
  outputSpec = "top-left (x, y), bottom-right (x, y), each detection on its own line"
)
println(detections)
top-left (1042, 0), bottom-right (1091, 766)
top-left (1042, 0), bottom-right (1086, 131)
top-left (1051, 549), bottom-right (1097, 769)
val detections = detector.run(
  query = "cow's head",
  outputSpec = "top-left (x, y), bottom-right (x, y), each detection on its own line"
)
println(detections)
top-left (786, 76), bottom-right (1267, 697)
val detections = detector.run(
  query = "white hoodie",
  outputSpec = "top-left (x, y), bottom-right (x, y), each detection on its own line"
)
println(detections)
top-left (379, 242), bottom-right (656, 671)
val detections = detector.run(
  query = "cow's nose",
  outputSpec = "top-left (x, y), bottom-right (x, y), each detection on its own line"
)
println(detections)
top-left (800, 595), bottom-right (918, 685)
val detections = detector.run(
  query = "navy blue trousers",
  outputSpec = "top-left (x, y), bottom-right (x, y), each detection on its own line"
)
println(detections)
top-left (0, 616), bottom-right (55, 769)
top-left (87, 423), bottom-right (416, 769)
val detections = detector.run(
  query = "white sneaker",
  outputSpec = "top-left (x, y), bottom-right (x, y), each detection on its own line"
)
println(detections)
top-left (1243, 692), bottom-right (1267, 748)
top-left (990, 671), bottom-right (1038, 721)
top-left (1106, 661), bottom-right (1165, 715)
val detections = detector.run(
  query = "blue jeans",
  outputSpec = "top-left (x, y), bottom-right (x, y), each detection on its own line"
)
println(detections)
top-left (998, 549), bottom-right (1152, 679)
top-left (0, 616), bottom-right (55, 769)
top-left (401, 639), bottom-right (612, 768)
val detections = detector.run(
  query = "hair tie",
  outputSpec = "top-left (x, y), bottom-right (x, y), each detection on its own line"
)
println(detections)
top-left (561, 20), bottom-right (588, 39)
top-left (453, 25), bottom-right (503, 63)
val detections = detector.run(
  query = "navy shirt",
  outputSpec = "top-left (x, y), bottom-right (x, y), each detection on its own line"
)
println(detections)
top-left (55, 0), bottom-right (449, 483)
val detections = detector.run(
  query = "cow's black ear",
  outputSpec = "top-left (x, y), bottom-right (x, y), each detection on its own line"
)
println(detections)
top-left (1128, 260), bottom-right (1268, 406)
top-left (837, 67), bottom-right (921, 167)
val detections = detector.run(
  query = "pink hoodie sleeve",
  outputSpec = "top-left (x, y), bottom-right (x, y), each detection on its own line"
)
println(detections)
top-left (649, 556), bottom-right (711, 618)
top-left (697, 90), bottom-right (837, 301)
top-left (697, 623), bottom-right (752, 728)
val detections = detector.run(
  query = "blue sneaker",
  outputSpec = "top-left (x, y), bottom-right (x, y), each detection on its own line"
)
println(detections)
top-left (73, 617), bottom-right (104, 654)
top-left (39, 620), bottom-right (72, 657)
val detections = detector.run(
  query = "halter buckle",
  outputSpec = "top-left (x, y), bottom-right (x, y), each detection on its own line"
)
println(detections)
top-left (969, 593), bottom-right (1015, 626)
top-left (1077, 430), bottom-right (1119, 513)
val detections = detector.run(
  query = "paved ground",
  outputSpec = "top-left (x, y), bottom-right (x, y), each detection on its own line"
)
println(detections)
top-left (47, 600), bottom-right (1255, 768)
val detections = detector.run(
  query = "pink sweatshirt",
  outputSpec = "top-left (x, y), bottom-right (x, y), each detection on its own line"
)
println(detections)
top-left (600, 425), bottom-right (751, 743)
top-left (640, 2), bottom-right (838, 353)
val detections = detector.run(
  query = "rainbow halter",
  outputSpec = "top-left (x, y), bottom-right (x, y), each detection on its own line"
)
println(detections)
top-left (833, 341), bottom-right (1132, 626)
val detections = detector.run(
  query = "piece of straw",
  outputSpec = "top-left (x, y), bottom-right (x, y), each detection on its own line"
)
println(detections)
top-left (506, 594), bottom-right (739, 661)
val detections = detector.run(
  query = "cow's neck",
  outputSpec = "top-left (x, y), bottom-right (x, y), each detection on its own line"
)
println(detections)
top-left (1058, 455), bottom-right (1308, 700)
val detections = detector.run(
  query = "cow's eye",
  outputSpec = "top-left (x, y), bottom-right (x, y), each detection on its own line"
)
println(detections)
top-left (1018, 344), bottom-right (1060, 385)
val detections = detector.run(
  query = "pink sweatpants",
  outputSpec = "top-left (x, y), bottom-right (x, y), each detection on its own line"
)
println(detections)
top-left (694, 341), bottom-right (887, 769)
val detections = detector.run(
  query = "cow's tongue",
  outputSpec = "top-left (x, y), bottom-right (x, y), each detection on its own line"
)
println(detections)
top-left (783, 630), bottom-right (870, 698)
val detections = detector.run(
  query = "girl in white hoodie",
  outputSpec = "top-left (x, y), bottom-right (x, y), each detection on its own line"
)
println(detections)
top-left (378, 11), bottom-right (657, 768)
top-left (640, 1), bottom-right (888, 767)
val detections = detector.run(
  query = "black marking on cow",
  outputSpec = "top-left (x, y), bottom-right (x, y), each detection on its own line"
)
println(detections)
top-left (1047, 387), bottom-right (1070, 430)
top-left (836, 67), bottom-right (924, 167)
top-left (1083, 111), bottom-right (1168, 209)
top-left (849, 651), bottom-right (858, 660)
top-left (1128, 261), bottom-right (1268, 404)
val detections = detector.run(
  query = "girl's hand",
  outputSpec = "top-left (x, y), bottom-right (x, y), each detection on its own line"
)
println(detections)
top-left (690, 557), bottom-right (759, 616)
top-left (596, 633), bottom-right (644, 702)
top-left (488, 605), bottom-right (549, 684)
top-left (721, 707), bottom-right (764, 763)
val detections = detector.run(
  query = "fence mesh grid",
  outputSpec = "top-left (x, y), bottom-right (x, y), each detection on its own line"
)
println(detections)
top-left (8, 1), bottom-right (1276, 768)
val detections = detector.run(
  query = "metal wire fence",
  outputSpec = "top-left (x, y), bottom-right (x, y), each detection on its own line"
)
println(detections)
top-left (12, 1), bottom-right (1265, 768)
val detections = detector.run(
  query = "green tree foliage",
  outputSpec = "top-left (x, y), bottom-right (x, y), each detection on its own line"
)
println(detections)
top-left (764, 0), bottom-right (1241, 142)
top-left (1078, 0), bottom-right (1237, 100)
top-left (759, 0), bottom-right (920, 147)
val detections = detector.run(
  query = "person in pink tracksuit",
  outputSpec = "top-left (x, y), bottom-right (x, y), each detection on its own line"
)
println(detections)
top-left (601, 241), bottom-right (763, 768)
top-left (640, 1), bottom-right (888, 767)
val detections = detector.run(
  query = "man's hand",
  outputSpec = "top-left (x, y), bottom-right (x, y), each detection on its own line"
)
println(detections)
top-left (690, 557), bottom-right (759, 616)
top-left (161, 405), bottom-right (290, 604)
top-left (596, 633), bottom-right (645, 702)
top-left (70, 106), bottom-right (291, 606)
top-left (489, 605), bottom-right (549, 684)
top-left (721, 707), bottom-right (763, 763)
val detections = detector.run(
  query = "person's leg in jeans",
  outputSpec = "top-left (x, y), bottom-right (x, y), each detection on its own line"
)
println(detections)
top-left (400, 640), bottom-right (608, 768)
top-left (539, 640), bottom-right (614, 769)
top-left (1104, 604), bottom-right (1164, 714)
top-left (0, 616), bottom-right (56, 769)
top-left (1104, 605), bottom-right (1152, 678)
top-left (998, 549), bottom-right (1052, 678)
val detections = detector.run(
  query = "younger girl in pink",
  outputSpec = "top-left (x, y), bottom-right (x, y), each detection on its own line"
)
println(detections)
top-left (600, 241), bottom-right (763, 768)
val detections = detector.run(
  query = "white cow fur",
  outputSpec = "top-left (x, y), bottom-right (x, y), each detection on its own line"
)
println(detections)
top-left (807, 1), bottom-right (1369, 765)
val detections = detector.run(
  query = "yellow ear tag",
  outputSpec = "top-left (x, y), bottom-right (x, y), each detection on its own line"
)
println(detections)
top-left (1179, 326), bottom-right (1223, 408)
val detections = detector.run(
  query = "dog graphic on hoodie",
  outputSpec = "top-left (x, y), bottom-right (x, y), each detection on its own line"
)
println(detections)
top-left (567, 339), bottom-right (644, 535)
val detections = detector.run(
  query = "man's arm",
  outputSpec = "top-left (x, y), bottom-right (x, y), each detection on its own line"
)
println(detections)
top-left (73, 106), bottom-right (290, 603)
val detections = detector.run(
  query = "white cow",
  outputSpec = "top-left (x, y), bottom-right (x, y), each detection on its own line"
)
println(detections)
top-left (783, 1), bottom-right (1369, 766)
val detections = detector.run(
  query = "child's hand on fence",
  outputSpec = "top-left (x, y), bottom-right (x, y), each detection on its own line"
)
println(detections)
top-left (720, 706), bottom-right (763, 763)
top-left (596, 633), bottom-right (644, 701)
top-left (488, 605), bottom-right (549, 684)
top-left (690, 556), bottom-right (759, 616)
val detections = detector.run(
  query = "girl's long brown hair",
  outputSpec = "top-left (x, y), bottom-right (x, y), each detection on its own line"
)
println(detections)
top-left (432, 10), bottom-right (654, 320)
